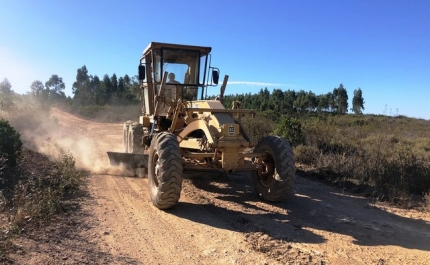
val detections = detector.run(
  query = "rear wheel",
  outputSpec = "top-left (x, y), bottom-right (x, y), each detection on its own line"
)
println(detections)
top-left (128, 123), bottom-right (144, 154)
top-left (148, 132), bottom-right (183, 209)
top-left (252, 136), bottom-right (295, 201)
top-left (123, 120), bottom-right (132, 153)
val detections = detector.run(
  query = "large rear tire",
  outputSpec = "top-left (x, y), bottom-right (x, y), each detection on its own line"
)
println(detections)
top-left (123, 120), bottom-right (132, 153)
top-left (128, 123), bottom-right (144, 154)
top-left (148, 132), bottom-right (183, 209)
top-left (252, 136), bottom-right (295, 201)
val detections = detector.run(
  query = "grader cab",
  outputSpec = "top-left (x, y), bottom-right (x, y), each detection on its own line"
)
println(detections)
top-left (108, 42), bottom-right (295, 209)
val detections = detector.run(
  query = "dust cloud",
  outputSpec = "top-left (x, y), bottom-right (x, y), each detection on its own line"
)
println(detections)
top-left (1, 97), bottom-right (138, 176)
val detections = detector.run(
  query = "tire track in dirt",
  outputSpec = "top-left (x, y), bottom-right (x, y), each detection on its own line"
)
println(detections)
top-left (87, 172), bottom-right (268, 264)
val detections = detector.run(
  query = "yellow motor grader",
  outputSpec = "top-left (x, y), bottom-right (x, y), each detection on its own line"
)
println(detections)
top-left (108, 42), bottom-right (295, 209)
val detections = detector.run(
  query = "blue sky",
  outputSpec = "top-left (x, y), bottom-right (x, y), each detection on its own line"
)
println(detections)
top-left (1, 0), bottom-right (429, 119)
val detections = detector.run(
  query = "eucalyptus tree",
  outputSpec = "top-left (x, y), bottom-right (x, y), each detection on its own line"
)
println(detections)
top-left (351, 88), bottom-right (365, 114)
top-left (45, 74), bottom-right (66, 100)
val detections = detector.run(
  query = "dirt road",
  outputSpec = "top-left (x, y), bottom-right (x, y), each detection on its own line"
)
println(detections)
top-left (13, 109), bottom-right (430, 264)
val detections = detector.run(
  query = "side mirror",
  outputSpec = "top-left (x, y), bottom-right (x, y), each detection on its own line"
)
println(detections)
top-left (212, 70), bottom-right (219, 85)
top-left (138, 65), bottom-right (146, 81)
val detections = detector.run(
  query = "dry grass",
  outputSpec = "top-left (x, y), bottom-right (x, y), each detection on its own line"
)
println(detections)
top-left (240, 114), bottom-right (275, 147)
top-left (294, 114), bottom-right (430, 207)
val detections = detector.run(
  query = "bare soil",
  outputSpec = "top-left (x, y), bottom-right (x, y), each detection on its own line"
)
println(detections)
top-left (6, 109), bottom-right (430, 264)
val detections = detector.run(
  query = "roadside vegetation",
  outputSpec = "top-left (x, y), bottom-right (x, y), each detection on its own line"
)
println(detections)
top-left (296, 114), bottom-right (429, 205)
top-left (244, 114), bottom-right (430, 207)
top-left (223, 90), bottom-right (430, 209)
top-left (0, 94), bottom-right (85, 261)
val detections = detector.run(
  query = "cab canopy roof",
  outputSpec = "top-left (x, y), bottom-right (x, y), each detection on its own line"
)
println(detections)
top-left (143, 42), bottom-right (212, 56)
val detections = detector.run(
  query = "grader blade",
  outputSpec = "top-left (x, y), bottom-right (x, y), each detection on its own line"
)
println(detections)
top-left (107, 152), bottom-right (148, 169)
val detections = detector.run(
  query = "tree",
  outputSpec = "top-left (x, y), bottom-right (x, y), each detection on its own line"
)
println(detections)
top-left (0, 78), bottom-right (12, 94)
top-left (316, 93), bottom-right (330, 113)
top-left (269, 89), bottom-right (284, 113)
top-left (75, 66), bottom-right (89, 87)
top-left (45, 75), bottom-right (66, 100)
top-left (283, 90), bottom-right (296, 114)
top-left (0, 78), bottom-right (14, 110)
top-left (110, 73), bottom-right (118, 102)
top-left (30, 80), bottom-right (44, 97)
top-left (73, 66), bottom-right (92, 105)
top-left (117, 76), bottom-right (125, 102)
top-left (337, 85), bottom-right (348, 114)
top-left (72, 66), bottom-right (89, 95)
top-left (305, 91), bottom-right (317, 112)
top-left (293, 90), bottom-right (307, 113)
top-left (91, 75), bottom-right (104, 105)
top-left (127, 75), bottom-right (141, 101)
top-left (351, 88), bottom-right (365, 114)
top-left (329, 90), bottom-right (337, 113)
top-left (256, 88), bottom-right (271, 112)
top-left (334, 83), bottom-right (348, 114)
top-left (102, 74), bottom-right (113, 102)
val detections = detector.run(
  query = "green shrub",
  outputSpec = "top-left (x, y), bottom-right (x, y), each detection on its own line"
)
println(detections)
top-left (0, 119), bottom-right (22, 167)
top-left (273, 116), bottom-right (305, 147)
top-left (56, 151), bottom-right (83, 191)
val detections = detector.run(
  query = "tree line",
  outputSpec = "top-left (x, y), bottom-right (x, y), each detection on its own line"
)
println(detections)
top-left (221, 84), bottom-right (364, 115)
top-left (71, 66), bottom-right (140, 106)
top-left (2, 67), bottom-right (364, 115)
top-left (0, 65), bottom-right (141, 107)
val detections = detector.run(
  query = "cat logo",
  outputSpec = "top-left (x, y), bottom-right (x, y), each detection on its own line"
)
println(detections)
top-left (228, 126), bottom-right (235, 136)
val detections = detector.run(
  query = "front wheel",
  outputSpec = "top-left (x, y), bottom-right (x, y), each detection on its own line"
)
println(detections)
top-left (252, 136), bottom-right (295, 201)
top-left (148, 132), bottom-right (183, 209)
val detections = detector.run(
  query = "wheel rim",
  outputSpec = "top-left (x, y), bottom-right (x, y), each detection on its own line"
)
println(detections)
top-left (259, 151), bottom-right (275, 187)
